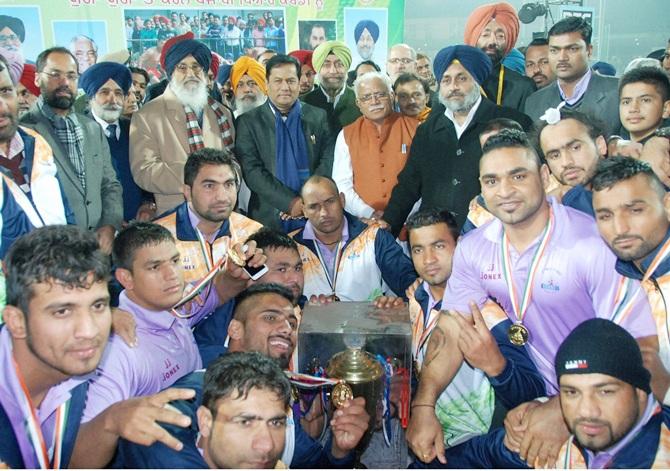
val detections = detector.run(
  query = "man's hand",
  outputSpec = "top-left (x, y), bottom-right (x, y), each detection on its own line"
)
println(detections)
top-left (103, 388), bottom-right (195, 451)
top-left (308, 293), bottom-right (339, 304)
top-left (503, 400), bottom-right (541, 454)
top-left (406, 404), bottom-right (446, 464)
top-left (96, 225), bottom-right (116, 255)
top-left (372, 295), bottom-right (406, 309)
top-left (330, 397), bottom-right (369, 459)
top-left (641, 346), bottom-right (670, 402)
top-left (610, 138), bottom-right (643, 158)
top-left (135, 202), bottom-right (157, 222)
top-left (216, 241), bottom-right (267, 302)
top-left (516, 397), bottom-right (568, 468)
top-left (451, 302), bottom-right (506, 377)
top-left (111, 308), bottom-right (137, 347)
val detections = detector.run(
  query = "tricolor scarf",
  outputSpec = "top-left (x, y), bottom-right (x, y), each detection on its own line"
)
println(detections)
top-left (184, 97), bottom-right (234, 155)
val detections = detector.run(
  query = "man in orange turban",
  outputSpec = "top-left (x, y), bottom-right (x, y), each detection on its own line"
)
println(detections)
top-left (463, 1), bottom-right (536, 111)
top-left (230, 56), bottom-right (267, 116)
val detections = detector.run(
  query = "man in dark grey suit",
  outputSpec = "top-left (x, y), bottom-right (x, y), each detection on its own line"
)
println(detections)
top-left (524, 17), bottom-right (621, 136)
top-left (20, 47), bottom-right (123, 253)
top-left (235, 54), bottom-right (334, 230)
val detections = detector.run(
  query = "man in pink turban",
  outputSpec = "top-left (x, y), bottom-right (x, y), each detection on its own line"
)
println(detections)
top-left (464, 2), bottom-right (536, 111)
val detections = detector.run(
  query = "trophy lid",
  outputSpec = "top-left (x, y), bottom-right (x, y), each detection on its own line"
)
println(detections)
top-left (326, 347), bottom-right (384, 384)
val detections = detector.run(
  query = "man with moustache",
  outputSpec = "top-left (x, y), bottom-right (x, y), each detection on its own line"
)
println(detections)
top-left (464, 2), bottom-right (536, 111)
top-left (130, 39), bottom-right (235, 215)
top-left (380, 45), bottom-right (531, 234)
top-left (407, 130), bottom-right (656, 468)
top-left (416, 53), bottom-right (437, 92)
top-left (394, 72), bottom-right (431, 122)
top-left (69, 35), bottom-right (98, 74)
top-left (116, 285), bottom-right (369, 469)
top-left (592, 157), bottom-right (670, 406)
top-left (229, 56), bottom-right (267, 117)
top-left (17, 64), bottom-right (39, 118)
top-left (386, 44), bottom-right (418, 84)
top-left (0, 226), bottom-right (198, 469)
top-left (332, 71), bottom-right (419, 220)
top-left (79, 62), bottom-right (155, 223)
top-left (288, 49), bottom-right (316, 97)
top-left (525, 17), bottom-right (621, 136)
top-left (354, 20), bottom-right (378, 62)
top-left (303, 41), bottom-right (361, 133)
top-left (524, 38), bottom-right (555, 89)
top-left (422, 319), bottom-right (670, 468)
top-left (20, 47), bottom-right (123, 253)
top-left (155, 148), bottom-right (263, 366)
top-left (0, 54), bottom-right (70, 239)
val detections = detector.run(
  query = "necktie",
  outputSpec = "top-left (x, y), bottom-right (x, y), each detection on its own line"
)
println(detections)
top-left (107, 124), bottom-right (118, 143)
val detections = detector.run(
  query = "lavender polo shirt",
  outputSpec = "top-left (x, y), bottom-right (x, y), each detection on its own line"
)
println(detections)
top-left (443, 198), bottom-right (657, 394)
top-left (82, 290), bottom-right (219, 422)
top-left (0, 328), bottom-right (89, 468)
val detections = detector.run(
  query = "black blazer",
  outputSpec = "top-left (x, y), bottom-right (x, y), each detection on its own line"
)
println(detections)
top-left (235, 100), bottom-right (335, 229)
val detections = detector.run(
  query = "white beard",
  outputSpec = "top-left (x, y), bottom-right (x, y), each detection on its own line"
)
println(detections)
top-left (91, 100), bottom-right (123, 123)
top-left (439, 85), bottom-right (481, 114)
top-left (235, 93), bottom-right (266, 116)
top-left (170, 78), bottom-right (209, 114)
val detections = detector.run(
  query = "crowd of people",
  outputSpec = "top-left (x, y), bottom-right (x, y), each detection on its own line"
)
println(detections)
top-left (127, 10), bottom-right (286, 73)
top-left (1, 0), bottom-right (670, 468)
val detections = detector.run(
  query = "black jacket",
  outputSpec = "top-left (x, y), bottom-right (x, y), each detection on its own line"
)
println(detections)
top-left (482, 64), bottom-right (537, 112)
top-left (384, 99), bottom-right (532, 235)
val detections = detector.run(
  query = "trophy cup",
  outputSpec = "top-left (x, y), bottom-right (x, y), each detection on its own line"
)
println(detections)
top-left (326, 332), bottom-right (384, 441)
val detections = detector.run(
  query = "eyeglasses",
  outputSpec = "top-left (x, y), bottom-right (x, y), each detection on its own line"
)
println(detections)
top-left (359, 92), bottom-right (390, 103)
top-left (41, 70), bottom-right (79, 82)
top-left (388, 58), bottom-right (414, 65)
top-left (175, 63), bottom-right (204, 74)
top-left (0, 34), bottom-right (20, 43)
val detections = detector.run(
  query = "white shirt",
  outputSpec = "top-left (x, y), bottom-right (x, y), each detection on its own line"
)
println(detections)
top-left (319, 83), bottom-right (346, 108)
top-left (91, 112), bottom-right (121, 140)
top-left (444, 95), bottom-right (482, 140)
top-left (332, 130), bottom-right (376, 218)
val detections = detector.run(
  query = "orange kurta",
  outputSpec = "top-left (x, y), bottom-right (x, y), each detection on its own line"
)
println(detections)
top-left (343, 112), bottom-right (419, 212)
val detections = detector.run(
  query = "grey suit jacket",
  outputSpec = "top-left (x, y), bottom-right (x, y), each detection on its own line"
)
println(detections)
top-left (235, 100), bottom-right (335, 229)
top-left (20, 105), bottom-right (124, 231)
top-left (524, 72), bottom-right (620, 136)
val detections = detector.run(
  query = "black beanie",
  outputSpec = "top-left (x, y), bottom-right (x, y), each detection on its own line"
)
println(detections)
top-left (555, 318), bottom-right (651, 394)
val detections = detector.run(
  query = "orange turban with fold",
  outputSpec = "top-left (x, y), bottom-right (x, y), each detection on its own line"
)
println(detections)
top-left (464, 2), bottom-right (519, 55)
top-left (230, 56), bottom-right (267, 94)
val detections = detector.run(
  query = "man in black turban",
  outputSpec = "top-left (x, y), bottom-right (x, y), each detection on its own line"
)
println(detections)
top-left (0, 15), bottom-right (24, 52)
top-left (354, 20), bottom-right (379, 61)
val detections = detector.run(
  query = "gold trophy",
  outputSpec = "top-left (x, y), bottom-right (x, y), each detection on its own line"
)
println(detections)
top-left (326, 333), bottom-right (384, 449)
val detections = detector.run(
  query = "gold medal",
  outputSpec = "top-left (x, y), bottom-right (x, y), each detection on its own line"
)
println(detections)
top-left (331, 381), bottom-right (353, 408)
top-left (508, 323), bottom-right (530, 346)
top-left (227, 247), bottom-right (246, 267)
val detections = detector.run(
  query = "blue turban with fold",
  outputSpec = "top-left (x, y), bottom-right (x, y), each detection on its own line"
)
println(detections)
top-left (354, 20), bottom-right (379, 43)
top-left (164, 39), bottom-right (211, 77)
top-left (79, 61), bottom-right (132, 98)
top-left (433, 45), bottom-right (492, 86)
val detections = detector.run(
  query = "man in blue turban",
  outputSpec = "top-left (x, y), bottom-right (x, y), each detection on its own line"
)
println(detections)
top-left (79, 61), bottom-right (155, 222)
top-left (130, 38), bottom-right (235, 215)
top-left (354, 20), bottom-right (379, 61)
top-left (380, 44), bottom-right (532, 235)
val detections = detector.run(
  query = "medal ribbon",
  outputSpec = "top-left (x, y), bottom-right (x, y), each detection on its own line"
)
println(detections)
top-left (284, 371), bottom-right (341, 388)
top-left (13, 358), bottom-right (69, 469)
top-left (313, 240), bottom-right (344, 298)
top-left (195, 229), bottom-right (215, 272)
top-left (643, 237), bottom-right (670, 282)
top-left (496, 66), bottom-right (505, 105)
top-left (500, 208), bottom-right (555, 325)
top-left (414, 308), bottom-right (440, 360)
top-left (610, 237), bottom-right (670, 326)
